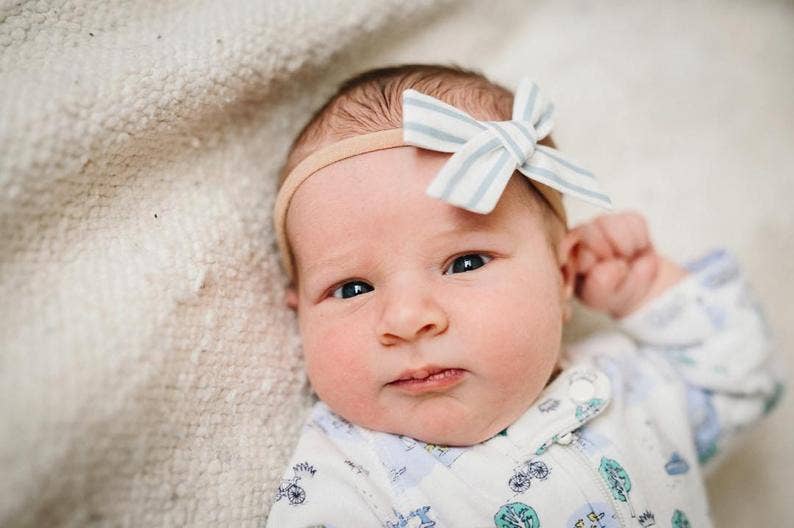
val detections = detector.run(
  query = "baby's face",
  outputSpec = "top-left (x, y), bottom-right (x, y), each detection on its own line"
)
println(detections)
top-left (285, 146), bottom-right (574, 446)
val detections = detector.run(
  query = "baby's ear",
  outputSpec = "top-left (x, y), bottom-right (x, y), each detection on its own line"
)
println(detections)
top-left (557, 229), bottom-right (580, 321)
top-left (285, 284), bottom-right (299, 311)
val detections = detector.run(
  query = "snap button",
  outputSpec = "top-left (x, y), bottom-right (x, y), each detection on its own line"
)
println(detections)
top-left (569, 378), bottom-right (595, 403)
top-left (555, 432), bottom-right (573, 445)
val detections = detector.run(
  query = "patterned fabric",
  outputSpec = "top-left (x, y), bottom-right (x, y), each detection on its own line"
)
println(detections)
top-left (402, 77), bottom-right (613, 214)
top-left (266, 250), bottom-right (783, 527)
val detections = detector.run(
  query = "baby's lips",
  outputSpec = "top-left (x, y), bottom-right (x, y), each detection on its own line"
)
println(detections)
top-left (387, 368), bottom-right (467, 394)
top-left (390, 364), bottom-right (450, 383)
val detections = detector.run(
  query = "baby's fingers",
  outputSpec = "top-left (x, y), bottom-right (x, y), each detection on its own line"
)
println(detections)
top-left (625, 213), bottom-right (652, 252)
top-left (576, 259), bottom-right (630, 313)
top-left (575, 246), bottom-right (599, 275)
top-left (611, 252), bottom-right (660, 318)
top-left (574, 222), bottom-right (615, 261)
top-left (596, 213), bottom-right (650, 259)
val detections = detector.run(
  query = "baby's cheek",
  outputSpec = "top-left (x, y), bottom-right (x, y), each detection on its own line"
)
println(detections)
top-left (481, 275), bottom-right (562, 376)
top-left (302, 323), bottom-right (375, 417)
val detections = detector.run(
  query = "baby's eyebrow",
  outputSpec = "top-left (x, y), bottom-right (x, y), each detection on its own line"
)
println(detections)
top-left (303, 224), bottom-right (498, 277)
top-left (304, 253), bottom-right (355, 276)
top-left (432, 222), bottom-right (492, 239)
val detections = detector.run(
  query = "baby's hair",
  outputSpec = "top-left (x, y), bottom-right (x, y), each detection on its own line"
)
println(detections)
top-left (279, 63), bottom-right (565, 251)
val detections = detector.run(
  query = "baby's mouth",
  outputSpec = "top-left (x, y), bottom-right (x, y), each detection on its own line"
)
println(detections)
top-left (387, 366), bottom-right (467, 393)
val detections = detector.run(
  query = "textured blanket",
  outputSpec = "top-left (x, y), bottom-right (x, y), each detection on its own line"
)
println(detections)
top-left (1, 1), bottom-right (791, 526)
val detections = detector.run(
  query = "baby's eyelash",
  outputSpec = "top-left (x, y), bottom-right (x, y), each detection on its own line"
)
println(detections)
top-left (329, 280), bottom-right (373, 300)
top-left (443, 252), bottom-right (493, 275)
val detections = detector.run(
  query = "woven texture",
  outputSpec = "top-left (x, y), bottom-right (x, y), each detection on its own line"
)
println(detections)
top-left (1, 1), bottom-right (791, 526)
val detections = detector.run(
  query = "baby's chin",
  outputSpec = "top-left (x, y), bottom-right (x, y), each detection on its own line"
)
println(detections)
top-left (393, 423), bottom-right (506, 447)
top-left (369, 399), bottom-right (523, 447)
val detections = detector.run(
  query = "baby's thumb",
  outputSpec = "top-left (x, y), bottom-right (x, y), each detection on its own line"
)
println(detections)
top-left (611, 252), bottom-right (660, 318)
top-left (576, 259), bottom-right (630, 313)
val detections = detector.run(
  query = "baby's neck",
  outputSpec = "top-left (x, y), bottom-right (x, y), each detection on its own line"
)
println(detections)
top-left (546, 364), bottom-right (562, 386)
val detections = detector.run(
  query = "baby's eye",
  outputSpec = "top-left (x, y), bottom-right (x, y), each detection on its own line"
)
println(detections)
top-left (331, 280), bottom-right (373, 300)
top-left (444, 253), bottom-right (492, 275)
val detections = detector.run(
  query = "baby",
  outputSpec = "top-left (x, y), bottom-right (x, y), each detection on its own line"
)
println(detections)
top-left (266, 64), bottom-right (783, 527)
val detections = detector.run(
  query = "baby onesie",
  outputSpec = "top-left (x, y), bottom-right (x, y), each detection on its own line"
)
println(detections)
top-left (266, 249), bottom-right (784, 527)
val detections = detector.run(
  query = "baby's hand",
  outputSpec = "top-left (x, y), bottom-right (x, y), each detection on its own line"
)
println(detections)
top-left (570, 212), bottom-right (688, 319)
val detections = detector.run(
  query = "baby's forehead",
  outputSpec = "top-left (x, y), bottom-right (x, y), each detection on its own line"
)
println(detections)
top-left (284, 146), bottom-right (548, 277)
top-left (290, 176), bottom-right (512, 245)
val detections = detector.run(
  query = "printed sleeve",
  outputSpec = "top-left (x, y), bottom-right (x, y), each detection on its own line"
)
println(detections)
top-left (265, 423), bottom-right (389, 527)
top-left (616, 249), bottom-right (785, 473)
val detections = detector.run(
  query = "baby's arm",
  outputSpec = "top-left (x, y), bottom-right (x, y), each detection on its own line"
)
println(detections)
top-left (571, 212), bottom-right (784, 472)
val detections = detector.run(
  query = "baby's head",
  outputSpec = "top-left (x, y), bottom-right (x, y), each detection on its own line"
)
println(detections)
top-left (275, 64), bottom-right (579, 446)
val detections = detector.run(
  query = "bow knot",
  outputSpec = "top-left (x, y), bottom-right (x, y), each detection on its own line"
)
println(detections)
top-left (484, 120), bottom-right (538, 167)
top-left (402, 77), bottom-right (612, 215)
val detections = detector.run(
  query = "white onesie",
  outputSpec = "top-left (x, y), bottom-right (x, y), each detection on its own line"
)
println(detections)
top-left (266, 249), bottom-right (783, 528)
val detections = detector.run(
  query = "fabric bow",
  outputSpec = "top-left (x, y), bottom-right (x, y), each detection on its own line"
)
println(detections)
top-left (402, 76), bottom-right (612, 214)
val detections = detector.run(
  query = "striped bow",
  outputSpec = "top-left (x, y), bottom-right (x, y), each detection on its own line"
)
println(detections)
top-left (402, 77), bottom-right (612, 214)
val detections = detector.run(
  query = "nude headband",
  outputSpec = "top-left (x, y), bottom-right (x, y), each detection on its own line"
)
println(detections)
top-left (274, 77), bottom-right (612, 283)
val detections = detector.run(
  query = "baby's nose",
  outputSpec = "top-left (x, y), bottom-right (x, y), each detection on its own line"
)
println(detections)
top-left (376, 285), bottom-right (448, 346)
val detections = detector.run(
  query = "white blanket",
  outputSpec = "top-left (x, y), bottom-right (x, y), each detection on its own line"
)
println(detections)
top-left (1, 1), bottom-right (791, 526)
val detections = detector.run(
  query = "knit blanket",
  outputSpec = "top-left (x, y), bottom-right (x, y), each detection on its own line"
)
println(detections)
top-left (1, 1), bottom-right (791, 526)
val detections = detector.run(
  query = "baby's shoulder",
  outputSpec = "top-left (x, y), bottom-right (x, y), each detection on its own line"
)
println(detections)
top-left (564, 329), bottom-right (687, 402)
top-left (565, 328), bottom-right (653, 373)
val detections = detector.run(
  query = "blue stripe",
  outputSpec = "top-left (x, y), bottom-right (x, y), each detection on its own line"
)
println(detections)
top-left (489, 122), bottom-right (525, 163)
top-left (468, 150), bottom-right (511, 210)
top-left (403, 122), bottom-right (466, 145)
top-left (404, 95), bottom-right (486, 131)
top-left (523, 165), bottom-right (611, 204)
top-left (511, 120), bottom-right (537, 145)
top-left (520, 83), bottom-right (539, 122)
top-left (534, 147), bottom-right (594, 178)
top-left (441, 138), bottom-right (501, 200)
